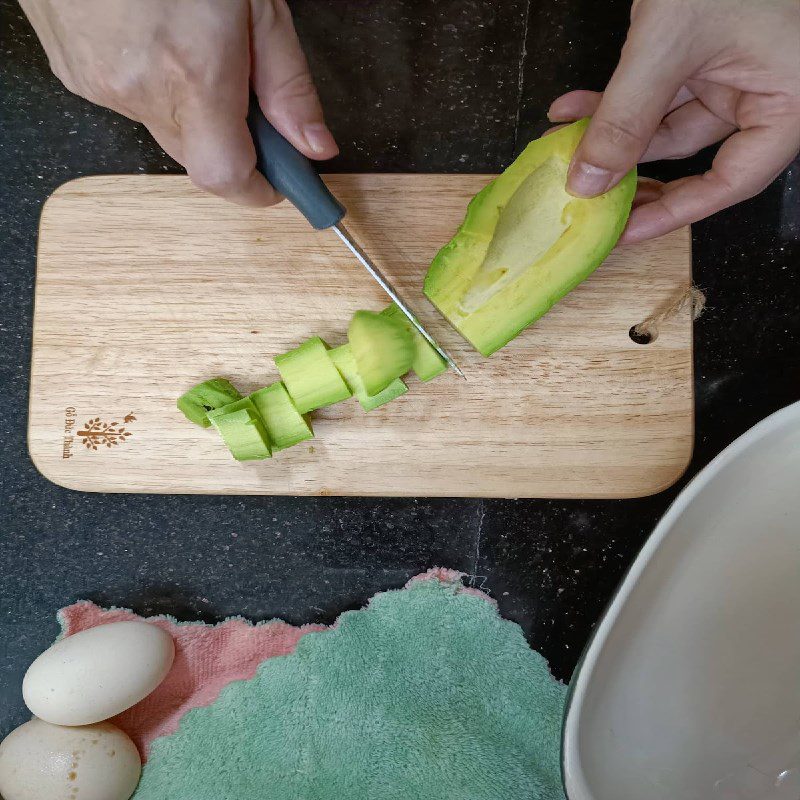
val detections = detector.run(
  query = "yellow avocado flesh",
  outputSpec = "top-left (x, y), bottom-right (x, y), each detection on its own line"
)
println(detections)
top-left (424, 118), bottom-right (636, 356)
top-left (460, 156), bottom-right (571, 313)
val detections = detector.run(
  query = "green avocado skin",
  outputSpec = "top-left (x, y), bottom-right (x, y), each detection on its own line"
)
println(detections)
top-left (424, 118), bottom-right (637, 357)
top-left (177, 378), bottom-right (242, 428)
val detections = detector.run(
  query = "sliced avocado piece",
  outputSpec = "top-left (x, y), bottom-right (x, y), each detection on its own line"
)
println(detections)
top-left (177, 378), bottom-right (242, 428)
top-left (274, 336), bottom-right (352, 414)
top-left (329, 344), bottom-right (408, 412)
top-left (207, 398), bottom-right (272, 461)
top-left (381, 304), bottom-right (447, 382)
top-left (347, 310), bottom-right (414, 396)
top-left (249, 382), bottom-right (313, 451)
top-left (424, 118), bottom-right (636, 356)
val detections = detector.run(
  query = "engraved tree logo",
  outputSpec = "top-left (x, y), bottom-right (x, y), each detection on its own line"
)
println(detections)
top-left (77, 417), bottom-right (133, 450)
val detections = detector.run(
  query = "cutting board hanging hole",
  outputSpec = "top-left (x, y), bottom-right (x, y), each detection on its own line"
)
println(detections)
top-left (630, 285), bottom-right (706, 344)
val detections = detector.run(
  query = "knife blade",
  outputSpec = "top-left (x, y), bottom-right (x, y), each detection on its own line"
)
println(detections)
top-left (246, 98), bottom-right (465, 379)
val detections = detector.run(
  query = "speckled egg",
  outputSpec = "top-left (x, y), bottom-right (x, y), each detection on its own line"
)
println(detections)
top-left (23, 620), bottom-right (175, 726)
top-left (0, 718), bottom-right (141, 800)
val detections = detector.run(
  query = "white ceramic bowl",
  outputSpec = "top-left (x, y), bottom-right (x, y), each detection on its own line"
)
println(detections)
top-left (563, 401), bottom-right (800, 800)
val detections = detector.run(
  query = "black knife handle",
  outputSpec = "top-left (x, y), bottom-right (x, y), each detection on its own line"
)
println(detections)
top-left (246, 97), bottom-right (345, 230)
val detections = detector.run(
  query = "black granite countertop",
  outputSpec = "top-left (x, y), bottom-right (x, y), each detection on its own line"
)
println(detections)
top-left (1, 0), bottom-right (798, 736)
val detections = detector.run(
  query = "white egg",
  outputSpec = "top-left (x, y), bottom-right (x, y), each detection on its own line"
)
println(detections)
top-left (0, 718), bottom-right (141, 800)
top-left (23, 621), bottom-right (175, 726)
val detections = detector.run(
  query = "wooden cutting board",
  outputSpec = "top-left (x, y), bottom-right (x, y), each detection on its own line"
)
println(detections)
top-left (29, 175), bottom-right (693, 498)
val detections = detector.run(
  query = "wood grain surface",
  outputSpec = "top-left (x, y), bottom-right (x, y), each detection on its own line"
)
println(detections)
top-left (29, 175), bottom-right (693, 497)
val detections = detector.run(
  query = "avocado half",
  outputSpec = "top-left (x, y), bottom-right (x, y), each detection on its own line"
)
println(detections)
top-left (424, 118), bottom-right (636, 356)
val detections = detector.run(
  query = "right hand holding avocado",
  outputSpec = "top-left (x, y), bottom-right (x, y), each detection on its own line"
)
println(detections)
top-left (549, 0), bottom-right (800, 243)
top-left (18, 0), bottom-right (338, 207)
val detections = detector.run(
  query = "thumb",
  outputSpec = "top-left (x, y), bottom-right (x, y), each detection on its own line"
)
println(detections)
top-left (567, 2), bottom-right (694, 197)
top-left (250, 0), bottom-right (338, 160)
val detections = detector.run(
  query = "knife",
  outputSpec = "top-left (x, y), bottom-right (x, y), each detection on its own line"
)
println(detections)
top-left (246, 99), bottom-right (464, 379)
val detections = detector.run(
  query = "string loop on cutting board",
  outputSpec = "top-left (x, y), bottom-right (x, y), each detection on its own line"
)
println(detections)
top-left (631, 285), bottom-right (706, 344)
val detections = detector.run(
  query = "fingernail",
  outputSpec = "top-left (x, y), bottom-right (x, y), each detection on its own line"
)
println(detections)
top-left (302, 123), bottom-right (337, 156)
top-left (567, 161), bottom-right (615, 198)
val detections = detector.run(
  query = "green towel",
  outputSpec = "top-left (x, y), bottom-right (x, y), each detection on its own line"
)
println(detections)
top-left (134, 577), bottom-right (566, 800)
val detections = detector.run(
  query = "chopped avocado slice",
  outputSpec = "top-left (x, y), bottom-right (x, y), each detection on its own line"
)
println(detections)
top-left (329, 344), bottom-right (408, 411)
top-left (424, 118), bottom-right (636, 356)
top-left (381, 304), bottom-right (447, 381)
top-left (177, 378), bottom-right (242, 428)
top-left (249, 382), bottom-right (313, 451)
top-left (274, 336), bottom-right (352, 414)
top-left (347, 310), bottom-right (414, 396)
top-left (207, 398), bottom-right (272, 461)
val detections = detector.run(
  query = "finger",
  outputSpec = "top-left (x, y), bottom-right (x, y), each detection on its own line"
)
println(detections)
top-left (621, 122), bottom-right (800, 243)
top-left (685, 78), bottom-right (741, 126)
top-left (179, 99), bottom-right (280, 207)
top-left (567, 5), bottom-right (699, 197)
top-left (632, 178), bottom-right (665, 207)
top-left (547, 90), bottom-right (602, 122)
top-left (642, 99), bottom-right (737, 162)
top-left (549, 85), bottom-right (695, 124)
top-left (250, 0), bottom-right (338, 160)
top-left (667, 86), bottom-right (696, 114)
